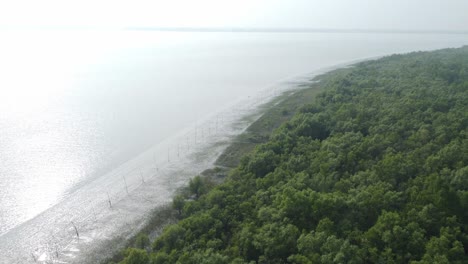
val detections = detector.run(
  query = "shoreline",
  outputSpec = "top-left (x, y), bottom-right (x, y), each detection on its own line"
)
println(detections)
top-left (96, 59), bottom-right (374, 264)
top-left (116, 45), bottom-right (468, 264)
top-left (0, 57), bottom-right (374, 264)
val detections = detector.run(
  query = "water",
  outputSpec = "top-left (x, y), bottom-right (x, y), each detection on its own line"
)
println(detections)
top-left (0, 30), bottom-right (467, 263)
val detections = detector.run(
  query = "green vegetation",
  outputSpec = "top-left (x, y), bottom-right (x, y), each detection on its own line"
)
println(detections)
top-left (216, 84), bottom-right (326, 169)
top-left (116, 46), bottom-right (468, 263)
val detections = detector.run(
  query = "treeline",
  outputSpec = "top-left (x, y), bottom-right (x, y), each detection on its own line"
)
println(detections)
top-left (115, 46), bottom-right (468, 264)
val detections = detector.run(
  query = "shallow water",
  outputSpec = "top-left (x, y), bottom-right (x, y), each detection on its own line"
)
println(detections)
top-left (0, 30), bottom-right (467, 263)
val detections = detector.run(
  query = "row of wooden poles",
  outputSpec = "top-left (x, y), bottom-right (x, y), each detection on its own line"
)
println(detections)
top-left (34, 86), bottom-right (285, 262)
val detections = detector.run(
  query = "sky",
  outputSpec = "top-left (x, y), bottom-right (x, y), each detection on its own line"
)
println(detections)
top-left (0, 0), bottom-right (467, 31)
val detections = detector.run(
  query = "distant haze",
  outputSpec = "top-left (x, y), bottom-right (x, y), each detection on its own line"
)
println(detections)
top-left (1, 0), bottom-right (467, 32)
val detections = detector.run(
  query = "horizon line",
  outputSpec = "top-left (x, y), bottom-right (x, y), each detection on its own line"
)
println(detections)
top-left (1, 25), bottom-right (468, 35)
top-left (124, 27), bottom-right (468, 35)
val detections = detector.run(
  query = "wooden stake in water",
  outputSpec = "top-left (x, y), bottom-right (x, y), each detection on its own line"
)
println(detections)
top-left (71, 221), bottom-right (79, 239)
top-left (123, 176), bottom-right (129, 195)
top-left (140, 170), bottom-right (145, 183)
top-left (107, 192), bottom-right (112, 208)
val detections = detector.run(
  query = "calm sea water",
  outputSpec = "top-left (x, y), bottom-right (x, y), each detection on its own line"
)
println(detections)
top-left (0, 30), bottom-right (467, 263)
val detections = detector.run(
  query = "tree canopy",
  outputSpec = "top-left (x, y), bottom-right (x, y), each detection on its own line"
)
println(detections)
top-left (117, 46), bottom-right (468, 264)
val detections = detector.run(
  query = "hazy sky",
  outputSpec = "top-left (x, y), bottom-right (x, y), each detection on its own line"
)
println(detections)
top-left (1, 0), bottom-right (467, 31)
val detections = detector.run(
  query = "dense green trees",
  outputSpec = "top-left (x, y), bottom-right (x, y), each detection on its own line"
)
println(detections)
top-left (116, 46), bottom-right (468, 263)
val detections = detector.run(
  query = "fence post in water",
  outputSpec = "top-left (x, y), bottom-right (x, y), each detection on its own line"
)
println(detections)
top-left (107, 192), bottom-right (112, 208)
top-left (140, 170), bottom-right (145, 183)
top-left (71, 221), bottom-right (79, 239)
top-left (123, 176), bottom-right (129, 195)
